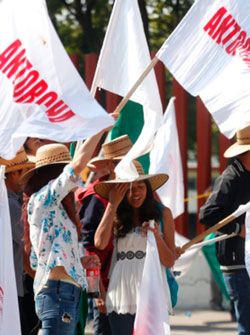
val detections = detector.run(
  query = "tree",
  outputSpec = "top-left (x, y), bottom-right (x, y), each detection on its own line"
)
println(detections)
top-left (46, 0), bottom-right (194, 55)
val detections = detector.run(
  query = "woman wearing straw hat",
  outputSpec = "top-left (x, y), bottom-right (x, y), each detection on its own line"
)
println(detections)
top-left (22, 130), bottom-right (107, 335)
top-left (76, 135), bottom-right (133, 335)
top-left (94, 161), bottom-right (176, 335)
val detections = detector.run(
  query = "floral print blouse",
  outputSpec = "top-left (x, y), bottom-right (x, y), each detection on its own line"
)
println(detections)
top-left (28, 164), bottom-right (87, 296)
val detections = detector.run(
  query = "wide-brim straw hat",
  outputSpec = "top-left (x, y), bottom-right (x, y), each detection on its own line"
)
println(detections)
top-left (0, 147), bottom-right (34, 173)
top-left (21, 143), bottom-right (71, 184)
top-left (94, 160), bottom-right (169, 200)
top-left (87, 135), bottom-right (133, 169)
top-left (224, 125), bottom-right (250, 158)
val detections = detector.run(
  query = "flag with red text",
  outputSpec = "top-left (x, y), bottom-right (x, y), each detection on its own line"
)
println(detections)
top-left (0, 0), bottom-right (113, 159)
top-left (157, 0), bottom-right (250, 138)
top-left (0, 167), bottom-right (21, 335)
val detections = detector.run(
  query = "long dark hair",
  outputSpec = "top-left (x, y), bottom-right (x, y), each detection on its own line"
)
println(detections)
top-left (23, 164), bottom-right (81, 254)
top-left (114, 180), bottom-right (161, 238)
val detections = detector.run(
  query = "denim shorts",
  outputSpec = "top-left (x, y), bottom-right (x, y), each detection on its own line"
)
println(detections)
top-left (35, 280), bottom-right (82, 335)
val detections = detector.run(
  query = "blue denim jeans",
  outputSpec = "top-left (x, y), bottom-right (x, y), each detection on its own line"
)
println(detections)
top-left (223, 269), bottom-right (250, 335)
top-left (35, 280), bottom-right (82, 335)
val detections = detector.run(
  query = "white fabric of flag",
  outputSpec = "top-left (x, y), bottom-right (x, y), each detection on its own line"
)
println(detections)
top-left (0, 166), bottom-right (21, 335)
top-left (245, 210), bottom-right (250, 279)
top-left (149, 98), bottom-right (184, 219)
top-left (0, 0), bottom-right (113, 159)
top-left (91, 0), bottom-right (162, 179)
top-left (157, 0), bottom-right (250, 138)
top-left (174, 232), bottom-right (201, 277)
top-left (133, 224), bottom-right (171, 335)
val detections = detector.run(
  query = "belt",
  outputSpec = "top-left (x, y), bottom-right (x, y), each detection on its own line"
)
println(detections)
top-left (117, 250), bottom-right (146, 261)
top-left (42, 279), bottom-right (82, 297)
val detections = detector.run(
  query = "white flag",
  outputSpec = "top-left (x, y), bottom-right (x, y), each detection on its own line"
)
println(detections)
top-left (91, 0), bottom-right (163, 179)
top-left (174, 232), bottom-right (200, 277)
top-left (133, 229), bottom-right (171, 335)
top-left (245, 210), bottom-right (250, 279)
top-left (149, 98), bottom-right (184, 218)
top-left (0, 166), bottom-right (21, 335)
top-left (157, 0), bottom-right (250, 138)
top-left (0, 0), bottom-right (113, 159)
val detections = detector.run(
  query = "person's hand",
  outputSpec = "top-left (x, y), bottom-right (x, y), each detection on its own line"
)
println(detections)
top-left (239, 224), bottom-right (246, 238)
top-left (175, 246), bottom-right (185, 259)
top-left (81, 254), bottom-right (100, 269)
top-left (141, 221), bottom-right (161, 238)
top-left (94, 298), bottom-right (107, 314)
top-left (108, 183), bottom-right (129, 207)
top-left (110, 111), bottom-right (120, 121)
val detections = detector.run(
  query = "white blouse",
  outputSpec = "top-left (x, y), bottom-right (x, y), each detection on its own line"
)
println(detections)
top-left (28, 164), bottom-right (87, 296)
top-left (106, 228), bottom-right (147, 315)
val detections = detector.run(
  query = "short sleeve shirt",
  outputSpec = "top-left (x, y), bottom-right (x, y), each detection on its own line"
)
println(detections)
top-left (28, 164), bottom-right (87, 296)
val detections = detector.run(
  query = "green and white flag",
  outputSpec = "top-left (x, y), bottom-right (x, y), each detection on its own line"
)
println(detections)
top-left (92, 0), bottom-right (162, 179)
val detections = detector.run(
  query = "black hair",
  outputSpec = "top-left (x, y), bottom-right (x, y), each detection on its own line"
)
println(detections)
top-left (24, 164), bottom-right (66, 196)
top-left (114, 179), bottom-right (161, 237)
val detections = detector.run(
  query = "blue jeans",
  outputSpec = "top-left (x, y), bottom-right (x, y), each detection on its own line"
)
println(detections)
top-left (223, 269), bottom-right (250, 335)
top-left (35, 280), bottom-right (82, 335)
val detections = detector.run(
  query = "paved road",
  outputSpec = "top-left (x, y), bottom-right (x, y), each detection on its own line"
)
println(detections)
top-left (85, 309), bottom-right (237, 335)
top-left (170, 309), bottom-right (237, 335)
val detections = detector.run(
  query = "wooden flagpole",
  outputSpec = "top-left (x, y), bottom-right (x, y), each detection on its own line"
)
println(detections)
top-left (113, 56), bottom-right (159, 115)
top-left (180, 213), bottom-right (237, 252)
top-left (74, 56), bottom-right (159, 169)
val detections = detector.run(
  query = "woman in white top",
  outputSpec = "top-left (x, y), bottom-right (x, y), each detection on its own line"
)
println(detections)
top-left (94, 161), bottom-right (176, 335)
top-left (22, 130), bottom-right (106, 335)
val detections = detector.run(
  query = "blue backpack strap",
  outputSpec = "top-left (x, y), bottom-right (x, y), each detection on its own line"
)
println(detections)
top-left (156, 201), bottom-right (165, 232)
top-left (156, 201), bottom-right (179, 308)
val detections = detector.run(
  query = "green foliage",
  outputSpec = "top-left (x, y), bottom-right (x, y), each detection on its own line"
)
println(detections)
top-left (46, 0), bottom-right (112, 55)
top-left (46, 0), bottom-right (194, 54)
top-left (147, 0), bottom-right (194, 50)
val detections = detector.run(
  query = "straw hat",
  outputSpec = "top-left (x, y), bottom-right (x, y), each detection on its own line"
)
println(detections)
top-left (94, 160), bottom-right (169, 200)
top-left (21, 143), bottom-right (71, 184)
top-left (0, 147), bottom-right (34, 173)
top-left (224, 125), bottom-right (250, 158)
top-left (87, 135), bottom-right (133, 169)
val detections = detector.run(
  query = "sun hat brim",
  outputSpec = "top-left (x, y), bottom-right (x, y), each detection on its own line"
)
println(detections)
top-left (94, 173), bottom-right (169, 200)
top-left (224, 143), bottom-right (250, 158)
top-left (20, 161), bottom-right (70, 185)
top-left (4, 162), bottom-right (35, 173)
top-left (87, 156), bottom-right (124, 170)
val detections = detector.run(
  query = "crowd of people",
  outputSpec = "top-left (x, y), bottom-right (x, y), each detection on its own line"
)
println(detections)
top-left (1, 123), bottom-right (250, 335)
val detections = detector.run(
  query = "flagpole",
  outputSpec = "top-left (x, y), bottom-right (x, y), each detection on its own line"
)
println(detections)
top-left (113, 56), bottom-right (159, 115)
top-left (180, 213), bottom-right (236, 252)
top-left (74, 57), bottom-right (159, 175)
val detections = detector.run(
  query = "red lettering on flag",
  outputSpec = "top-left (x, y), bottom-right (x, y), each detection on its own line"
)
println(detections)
top-left (14, 70), bottom-right (40, 101)
top-left (226, 31), bottom-right (247, 56)
top-left (0, 39), bottom-right (76, 122)
top-left (204, 7), bottom-right (250, 69)
top-left (0, 39), bottom-right (22, 70)
top-left (46, 100), bottom-right (75, 123)
top-left (204, 7), bottom-right (228, 38)
top-left (36, 91), bottom-right (58, 107)
top-left (14, 80), bottom-right (48, 104)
